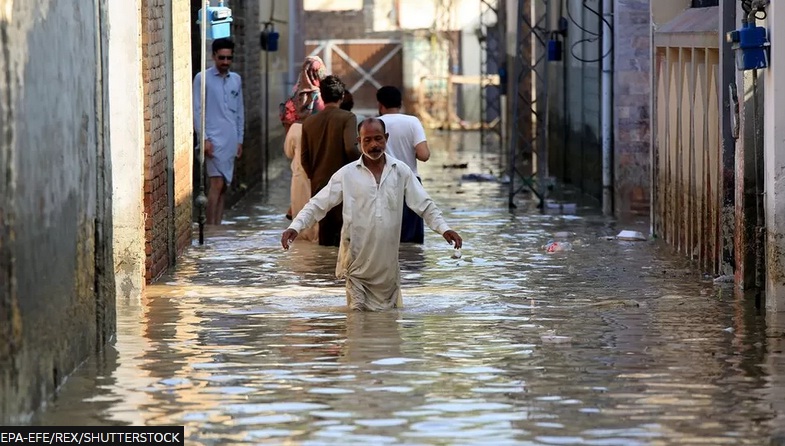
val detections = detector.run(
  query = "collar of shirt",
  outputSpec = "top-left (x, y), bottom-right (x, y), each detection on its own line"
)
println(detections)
top-left (208, 66), bottom-right (231, 77)
top-left (354, 153), bottom-right (400, 170)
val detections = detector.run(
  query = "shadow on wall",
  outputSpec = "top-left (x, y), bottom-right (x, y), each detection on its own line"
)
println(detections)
top-left (548, 115), bottom-right (603, 202)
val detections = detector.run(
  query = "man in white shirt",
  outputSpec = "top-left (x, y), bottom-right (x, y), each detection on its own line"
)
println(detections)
top-left (281, 118), bottom-right (462, 311)
top-left (377, 86), bottom-right (431, 244)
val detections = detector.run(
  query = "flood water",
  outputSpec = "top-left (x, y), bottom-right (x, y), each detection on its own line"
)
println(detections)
top-left (35, 132), bottom-right (785, 445)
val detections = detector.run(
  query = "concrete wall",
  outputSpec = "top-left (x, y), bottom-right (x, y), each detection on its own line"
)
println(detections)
top-left (173, 2), bottom-right (194, 256)
top-left (613, 0), bottom-right (652, 217)
top-left (0, 0), bottom-right (115, 422)
top-left (109, 1), bottom-right (146, 299)
top-left (764, 1), bottom-right (785, 311)
top-left (260, 0), bottom-right (304, 156)
top-left (547, 0), bottom-right (603, 200)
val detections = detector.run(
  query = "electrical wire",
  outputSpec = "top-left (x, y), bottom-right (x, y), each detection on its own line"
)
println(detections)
top-left (566, 0), bottom-right (613, 64)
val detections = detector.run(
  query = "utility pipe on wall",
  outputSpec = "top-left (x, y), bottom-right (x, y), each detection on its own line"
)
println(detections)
top-left (197, 0), bottom-right (209, 245)
top-left (601, 0), bottom-right (613, 216)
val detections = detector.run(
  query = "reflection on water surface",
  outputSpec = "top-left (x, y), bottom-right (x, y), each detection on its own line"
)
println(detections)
top-left (35, 133), bottom-right (785, 445)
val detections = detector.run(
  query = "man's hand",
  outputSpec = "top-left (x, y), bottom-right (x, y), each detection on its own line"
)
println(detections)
top-left (204, 139), bottom-right (214, 158)
top-left (281, 228), bottom-right (299, 250)
top-left (442, 230), bottom-right (462, 249)
top-left (236, 143), bottom-right (243, 159)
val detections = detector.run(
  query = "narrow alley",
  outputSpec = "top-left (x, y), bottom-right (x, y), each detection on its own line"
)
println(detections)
top-left (33, 133), bottom-right (785, 445)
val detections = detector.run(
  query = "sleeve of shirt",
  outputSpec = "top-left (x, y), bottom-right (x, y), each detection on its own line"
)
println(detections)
top-left (413, 119), bottom-right (427, 145)
top-left (289, 169), bottom-right (345, 233)
top-left (192, 73), bottom-right (202, 136)
top-left (403, 169), bottom-right (451, 234)
top-left (236, 76), bottom-right (245, 144)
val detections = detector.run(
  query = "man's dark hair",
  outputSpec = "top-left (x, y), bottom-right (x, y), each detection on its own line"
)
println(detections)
top-left (320, 75), bottom-right (346, 104)
top-left (212, 38), bottom-right (235, 54)
top-left (376, 86), bottom-right (402, 109)
top-left (340, 91), bottom-right (354, 111)
top-left (358, 117), bottom-right (387, 134)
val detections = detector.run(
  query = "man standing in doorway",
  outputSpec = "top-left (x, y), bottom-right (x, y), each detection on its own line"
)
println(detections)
top-left (193, 38), bottom-right (245, 225)
top-left (301, 75), bottom-right (360, 246)
top-left (377, 86), bottom-right (431, 243)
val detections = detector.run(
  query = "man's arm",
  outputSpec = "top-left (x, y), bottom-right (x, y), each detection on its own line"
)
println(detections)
top-left (283, 169), bottom-right (345, 249)
top-left (413, 120), bottom-right (429, 162)
top-left (344, 114), bottom-right (360, 160)
top-left (402, 169), bottom-right (462, 248)
top-left (403, 169), bottom-right (450, 234)
top-left (415, 141), bottom-right (430, 162)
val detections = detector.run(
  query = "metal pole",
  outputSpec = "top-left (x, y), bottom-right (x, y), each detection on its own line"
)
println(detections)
top-left (508, 0), bottom-right (524, 209)
top-left (196, 0), bottom-right (209, 244)
top-left (536, 0), bottom-right (549, 205)
top-left (264, 40), bottom-right (270, 186)
top-left (601, 0), bottom-right (613, 216)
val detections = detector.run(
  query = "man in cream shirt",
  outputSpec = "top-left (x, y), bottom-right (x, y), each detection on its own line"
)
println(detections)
top-left (281, 118), bottom-right (462, 311)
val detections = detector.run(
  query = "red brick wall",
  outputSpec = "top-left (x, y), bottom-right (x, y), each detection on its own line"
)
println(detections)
top-left (304, 10), bottom-right (367, 40)
top-left (143, 0), bottom-right (193, 282)
top-left (142, 0), bottom-right (170, 282)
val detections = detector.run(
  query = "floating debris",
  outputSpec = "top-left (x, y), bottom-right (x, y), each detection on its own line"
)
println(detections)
top-left (461, 173), bottom-right (498, 182)
top-left (542, 240), bottom-right (573, 253)
top-left (616, 230), bottom-right (648, 241)
top-left (713, 275), bottom-right (734, 284)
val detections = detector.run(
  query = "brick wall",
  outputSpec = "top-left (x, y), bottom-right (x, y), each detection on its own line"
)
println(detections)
top-left (143, 0), bottom-right (193, 282)
top-left (613, 0), bottom-right (651, 218)
top-left (304, 10), bottom-right (368, 40)
top-left (142, 0), bottom-right (171, 282)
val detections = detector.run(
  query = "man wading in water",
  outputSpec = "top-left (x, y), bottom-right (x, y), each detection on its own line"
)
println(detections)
top-left (281, 117), bottom-right (463, 311)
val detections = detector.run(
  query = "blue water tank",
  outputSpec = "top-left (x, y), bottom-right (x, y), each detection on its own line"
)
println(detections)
top-left (197, 5), bottom-right (233, 40)
top-left (727, 22), bottom-right (769, 71)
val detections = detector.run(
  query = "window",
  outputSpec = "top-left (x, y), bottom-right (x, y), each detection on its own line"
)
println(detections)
top-left (692, 0), bottom-right (719, 6)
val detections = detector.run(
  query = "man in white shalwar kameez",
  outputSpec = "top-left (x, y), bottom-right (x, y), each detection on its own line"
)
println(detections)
top-left (282, 118), bottom-right (463, 311)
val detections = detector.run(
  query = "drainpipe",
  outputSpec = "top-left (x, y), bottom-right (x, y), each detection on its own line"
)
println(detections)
top-left (601, 0), bottom-right (613, 216)
top-left (748, 3), bottom-right (766, 291)
top-left (196, 0), bottom-right (209, 245)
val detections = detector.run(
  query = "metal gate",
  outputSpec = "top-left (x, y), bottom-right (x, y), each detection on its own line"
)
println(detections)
top-left (305, 39), bottom-right (403, 116)
top-left (653, 40), bottom-right (722, 273)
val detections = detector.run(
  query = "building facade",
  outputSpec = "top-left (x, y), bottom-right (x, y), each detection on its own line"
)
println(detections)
top-left (1, 0), bottom-right (305, 422)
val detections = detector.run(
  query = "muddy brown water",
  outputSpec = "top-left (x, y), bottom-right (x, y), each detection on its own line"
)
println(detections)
top-left (33, 132), bottom-right (785, 445)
